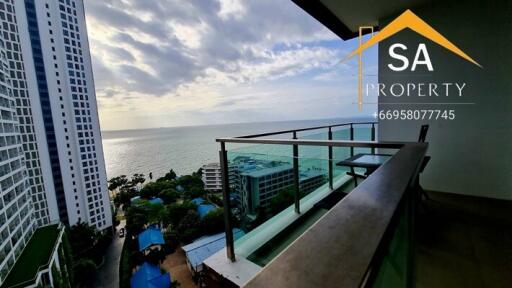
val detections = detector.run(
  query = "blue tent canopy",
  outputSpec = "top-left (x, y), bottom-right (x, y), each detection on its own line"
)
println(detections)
top-left (182, 229), bottom-right (245, 271)
top-left (191, 197), bottom-right (204, 206)
top-left (148, 198), bottom-right (163, 205)
top-left (138, 227), bottom-right (165, 251)
top-left (130, 262), bottom-right (171, 288)
top-left (197, 204), bottom-right (216, 218)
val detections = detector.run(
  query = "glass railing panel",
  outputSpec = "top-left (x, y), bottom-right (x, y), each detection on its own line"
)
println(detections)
top-left (370, 196), bottom-right (411, 288)
top-left (227, 148), bottom-right (299, 264)
top-left (226, 142), bottom-right (360, 268)
top-left (353, 124), bottom-right (374, 155)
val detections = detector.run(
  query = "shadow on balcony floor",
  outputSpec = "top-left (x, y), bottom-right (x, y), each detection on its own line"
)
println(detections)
top-left (417, 191), bottom-right (512, 288)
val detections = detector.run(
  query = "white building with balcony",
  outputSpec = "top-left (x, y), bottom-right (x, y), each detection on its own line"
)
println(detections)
top-left (202, 163), bottom-right (223, 192)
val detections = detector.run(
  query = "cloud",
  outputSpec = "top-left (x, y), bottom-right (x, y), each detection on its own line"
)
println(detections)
top-left (84, 0), bottom-right (370, 130)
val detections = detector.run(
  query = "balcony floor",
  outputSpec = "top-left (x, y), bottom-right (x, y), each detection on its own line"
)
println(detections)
top-left (417, 191), bottom-right (512, 288)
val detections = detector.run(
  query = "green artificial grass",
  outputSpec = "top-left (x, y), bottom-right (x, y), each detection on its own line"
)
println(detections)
top-left (2, 225), bottom-right (60, 288)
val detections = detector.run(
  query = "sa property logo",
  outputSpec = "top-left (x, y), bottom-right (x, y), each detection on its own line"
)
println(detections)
top-left (345, 9), bottom-right (482, 110)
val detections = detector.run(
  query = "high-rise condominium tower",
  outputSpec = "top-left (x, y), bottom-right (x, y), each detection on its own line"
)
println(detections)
top-left (0, 21), bottom-right (37, 282)
top-left (13, 0), bottom-right (111, 230)
top-left (0, 0), bottom-right (109, 285)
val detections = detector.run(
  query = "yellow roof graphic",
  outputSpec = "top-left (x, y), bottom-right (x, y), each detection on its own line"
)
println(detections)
top-left (346, 9), bottom-right (482, 68)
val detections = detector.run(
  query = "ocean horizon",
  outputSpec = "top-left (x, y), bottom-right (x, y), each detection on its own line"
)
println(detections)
top-left (101, 117), bottom-right (374, 180)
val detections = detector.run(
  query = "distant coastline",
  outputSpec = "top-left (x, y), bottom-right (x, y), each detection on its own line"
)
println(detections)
top-left (101, 117), bottom-right (374, 179)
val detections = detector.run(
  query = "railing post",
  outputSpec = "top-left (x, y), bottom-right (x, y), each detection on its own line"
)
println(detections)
top-left (220, 142), bottom-right (235, 262)
top-left (371, 123), bottom-right (376, 155)
top-left (350, 124), bottom-right (354, 156)
top-left (328, 127), bottom-right (333, 190)
top-left (293, 131), bottom-right (300, 214)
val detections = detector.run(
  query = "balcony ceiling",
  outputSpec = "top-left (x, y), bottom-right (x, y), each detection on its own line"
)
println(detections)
top-left (292, 0), bottom-right (436, 40)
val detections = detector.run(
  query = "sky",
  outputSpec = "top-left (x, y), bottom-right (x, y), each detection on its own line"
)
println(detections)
top-left (83, 0), bottom-right (377, 131)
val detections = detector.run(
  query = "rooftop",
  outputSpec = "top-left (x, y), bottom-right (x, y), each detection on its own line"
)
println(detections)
top-left (197, 204), bottom-right (217, 218)
top-left (138, 227), bottom-right (165, 252)
top-left (130, 262), bottom-right (171, 288)
top-left (182, 229), bottom-right (245, 270)
top-left (2, 224), bottom-right (61, 288)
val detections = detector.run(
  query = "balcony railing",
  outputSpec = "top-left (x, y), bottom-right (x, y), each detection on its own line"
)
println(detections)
top-left (215, 121), bottom-right (428, 287)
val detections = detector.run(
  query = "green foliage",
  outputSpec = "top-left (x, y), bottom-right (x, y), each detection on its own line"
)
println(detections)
top-left (164, 228), bottom-right (180, 250)
top-left (159, 169), bottom-right (177, 181)
top-left (131, 173), bottom-right (146, 185)
top-left (140, 180), bottom-right (175, 199)
top-left (146, 202), bottom-right (166, 225)
top-left (57, 247), bottom-right (71, 288)
top-left (171, 280), bottom-right (181, 288)
top-left (208, 194), bottom-right (223, 207)
top-left (177, 210), bottom-right (201, 243)
top-left (74, 259), bottom-right (97, 287)
top-left (119, 240), bottom-right (131, 288)
top-left (176, 175), bottom-right (205, 199)
top-left (69, 221), bottom-right (98, 257)
top-left (61, 231), bottom-right (74, 286)
top-left (108, 175), bottom-right (128, 191)
top-left (165, 201), bottom-right (197, 227)
top-left (192, 168), bottom-right (202, 178)
top-left (125, 204), bottom-right (149, 236)
top-left (201, 208), bottom-right (225, 235)
top-left (269, 185), bottom-right (301, 215)
top-left (113, 186), bottom-right (138, 207)
top-left (51, 264), bottom-right (64, 288)
top-left (159, 188), bottom-right (180, 204)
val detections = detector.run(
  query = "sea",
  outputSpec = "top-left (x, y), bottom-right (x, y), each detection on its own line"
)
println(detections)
top-left (101, 117), bottom-right (373, 180)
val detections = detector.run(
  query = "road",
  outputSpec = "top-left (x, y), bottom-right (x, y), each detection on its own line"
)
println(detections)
top-left (95, 220), bottom-right (126, 288)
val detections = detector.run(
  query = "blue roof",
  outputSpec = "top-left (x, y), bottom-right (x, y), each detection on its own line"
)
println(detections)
top-left (138, 227), bottom-right (165, 251)
top-left (130, 262), bottom-right (171, 288)
top-left (197, 204), bottom-right (216, 218)
top-left (191, 197), bottom-right (204, 205)
top-left (148, 198), bottom-right (163, 205)
top-left (182, 229), bottom-right (245, 270)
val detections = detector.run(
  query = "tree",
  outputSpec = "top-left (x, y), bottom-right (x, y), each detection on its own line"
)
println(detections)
top-left (74, 259), bottom-right (96, 287)
top-left (269, 186), bottom-right (300, 215)
top-left (176, 174), bottom-right (205, 199)
top-left (131, 173), bottom-right (146, 186)
top-left (140, 181), bottom-right (174, 199)
top-left (69, 221), bottom-right (98, 257)
top-left (145, 202), bottom-right (166, 225)
top-left (165, 201), bottom-right (197, 227)
top-left (159, 169), bottom-right (177, 181)
top-left (159, 188), bottom-right (180, 204)
top-left (113, 183), bottom-right (139, 208)
top-left (125, 205), bottom-right (148, 236)
top-left (177, 210), bottom-right (201, 243)
top-left (201, 208), bottom-right (224, 235)
top-left (164, 228), bottom-right (179, 251)
top-left (108, 175), bottom-right (128, 192)
top-left (192, 168), bottom-right (203, 178)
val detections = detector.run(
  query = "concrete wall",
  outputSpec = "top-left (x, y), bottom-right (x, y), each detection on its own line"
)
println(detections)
top-left (378, 0), bottom-right (512, 199)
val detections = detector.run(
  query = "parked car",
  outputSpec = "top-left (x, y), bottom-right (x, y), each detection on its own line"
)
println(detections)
top-left (119, 228), bottom-right (125, 238)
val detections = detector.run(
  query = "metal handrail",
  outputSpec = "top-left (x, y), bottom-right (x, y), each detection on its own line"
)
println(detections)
top-left (216, 121), bottom-right (391, 263)
top-left (234, 121), bottom-right (377, 139)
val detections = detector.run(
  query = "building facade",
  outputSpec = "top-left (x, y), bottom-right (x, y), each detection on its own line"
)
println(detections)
top-left (14, 0), bottom-right (111, 230)
top-left (230, 157), bottom-right (325, 217)
top-left (0, 25), bottom-right (37, 284)
top-left (201, 162), bottom-right (222, 192)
